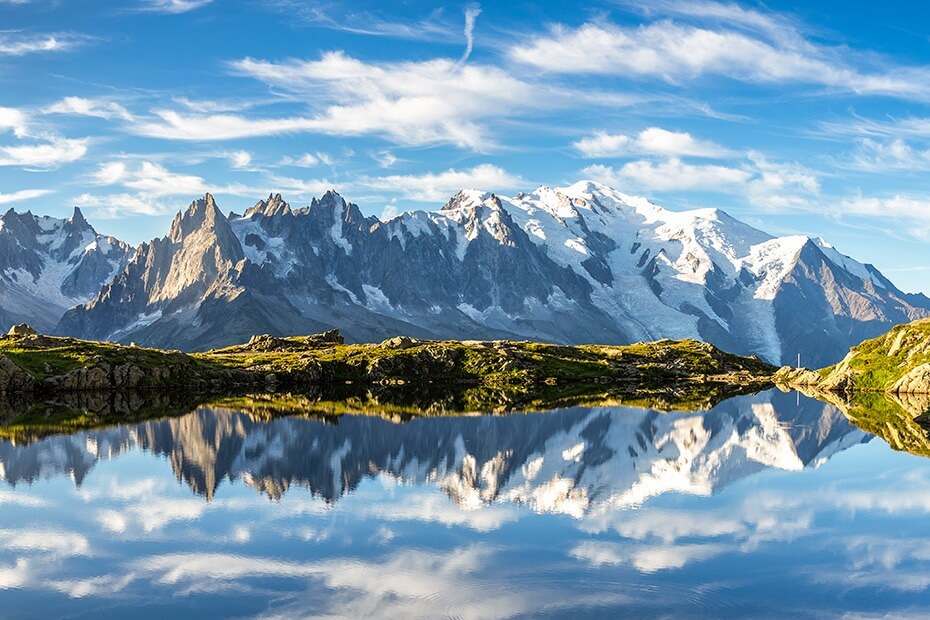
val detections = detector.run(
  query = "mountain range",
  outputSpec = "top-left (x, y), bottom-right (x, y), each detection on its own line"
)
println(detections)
top-left (1, 181), bottom-right (926, 366)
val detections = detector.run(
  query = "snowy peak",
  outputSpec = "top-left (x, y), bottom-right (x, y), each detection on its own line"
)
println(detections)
top-left (0, 206), bottom-right (131, 332)
top-left (440, 189), bottom-right (501, 213)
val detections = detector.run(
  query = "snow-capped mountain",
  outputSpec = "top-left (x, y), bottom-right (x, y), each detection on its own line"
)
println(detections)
top-left (0, 390), bottom-right (869, 513)
top-left (56, 183), bottom-right (929, 365)
top-left (0, 207), bottom-right (131, 332)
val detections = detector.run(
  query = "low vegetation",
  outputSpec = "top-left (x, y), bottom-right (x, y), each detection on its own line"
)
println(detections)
top-left (775, 318), bottom-right (930, 394)
top-left (0, 330), bottom-right (775, 395)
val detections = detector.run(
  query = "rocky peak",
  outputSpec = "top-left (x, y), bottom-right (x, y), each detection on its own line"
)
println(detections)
top-left (0, 208), bottom-right (40, 239)
top-left (307, 190), bottom-right (367, 226)
top-left (169, 193), bottom-right (228, 242)
top-left (68, 206), bottom-right (90, 231)
top-left (245, 193), bottom-right (292, 218)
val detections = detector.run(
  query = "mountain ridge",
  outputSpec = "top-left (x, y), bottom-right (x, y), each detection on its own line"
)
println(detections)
top-left (22, 180), bottom-right (930, 365)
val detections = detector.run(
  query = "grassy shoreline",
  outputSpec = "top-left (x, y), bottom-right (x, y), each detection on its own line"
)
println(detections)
top-left (0, 330), bottom-right (776, 395)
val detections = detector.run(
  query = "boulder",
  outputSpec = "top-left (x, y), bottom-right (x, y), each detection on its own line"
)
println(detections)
top-left (0, 357), bottom-right (35, 392)
top-left (380, 336), bottom-right (420, 350)
top-left (7, 324), bottom-right (35, 338)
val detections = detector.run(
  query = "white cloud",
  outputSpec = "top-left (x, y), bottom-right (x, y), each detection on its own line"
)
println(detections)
top-left (745, 153), bottom-right (820, 210)
top-left (582, 158), bottom-right (751, 191)
top-left (134, 51), bottom-right (553, 149)
top-left (89, 160), bottom-right (253, 198)
top-left (0, 528), bottom-right (90, 558)
top-left (361, 164), bottom-right (525, 202)
top-left (0, 558), bottom-right (31, 590)
top-left (73, 192), bottom-right (166, 217)
top-left (372, 150), bottom-right (397, 168)
top-left (581, 153), bottom-right (819, 208)
top-left (509, 20), bottom-right (930, 101)
top-left (228, 150), bottom-right (252, 169)
top-left (1, 105), bottom-right (89, 168)
top-left (90, 161), bottom-right (127, 184)
top-left (0, 136), bottom-right (88, 168)
top-left (46, 96), bottom-right (134, 121)
top-left (0, 32), bottom-right (87, 56)
top-left (133, 109), bottom-right (319, 141)
top-left (574, 127), bottom-right (730, 158)
top-left (278, 152), bottom-right (327, 168)
top-left (0, 188), bottom-right (54, 204)
top-left (837, 194), bottom-right (930, 239)
top-left (570, 540), bottom-right (728, 573)
top-left (848, 138), bottom-right (930, 172)
top-left (139, 0), bottom-right (213, 13)
top-left (380, 202), bottom-right (401, 220)
top-left (0, 107), bottom-right (28, 137)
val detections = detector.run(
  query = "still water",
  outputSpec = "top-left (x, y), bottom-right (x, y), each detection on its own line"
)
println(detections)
top-left (0, 388), bottom-right (929, 618)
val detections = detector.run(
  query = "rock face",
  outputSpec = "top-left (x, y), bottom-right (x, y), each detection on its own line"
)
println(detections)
top-left (891, 364), bottom-right (930, 394)
top-left (56, 185), bottom-right (930, 365)
top-left (0, 207), bottom-right (131, 332)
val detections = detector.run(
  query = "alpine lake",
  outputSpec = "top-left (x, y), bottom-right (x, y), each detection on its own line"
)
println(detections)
top-left (1, 383), bottom-right (929, 618)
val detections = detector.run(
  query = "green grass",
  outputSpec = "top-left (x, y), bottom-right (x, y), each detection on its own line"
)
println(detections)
top-left (819, 319), bottom-right (930, 391)
top-left (0, 333), bottom-right (775, 395)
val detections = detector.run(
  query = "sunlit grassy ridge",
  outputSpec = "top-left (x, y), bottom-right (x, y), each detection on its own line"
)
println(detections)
top-left (0, 332), bottom-right (775, 393)
top-left (779, 318), bottom-right (930, 393)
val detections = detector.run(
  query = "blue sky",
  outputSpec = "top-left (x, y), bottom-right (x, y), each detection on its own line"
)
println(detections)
top-left (3, 0), bottom-right (930, 293)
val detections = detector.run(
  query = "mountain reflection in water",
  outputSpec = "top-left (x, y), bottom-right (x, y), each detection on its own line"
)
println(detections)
top-left (4, 389), bottom-right (930, 618)
top-left (0, 389), bottom-right (867, 507)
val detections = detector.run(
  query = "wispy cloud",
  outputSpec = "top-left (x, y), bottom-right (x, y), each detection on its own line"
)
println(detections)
top-left (88, 160), bottom-right (253, 198)
top-left (137, 0), bottom-right (213, 14)
top-left (262, 2), bottom-right (456, 42)
top-left (136, 52), bottom-right (552, 149)
top-left (0, 188), bottom-right (54, 204)
top-left (509, 15), bottom-right (930, 101)
top-left (278, 152), bottom-right (332, 168)
top-left (0, 31), bottom-right (90, 56)
top-left (0, 136), bottom-right (88, 169)
top-left (574, 127), bottom-right (731, 158)
top-left (458, 4), bottom-right (482, 65)
top-left (360, 164), bottom-right (524, 202)
top-left (46, 96), bottom-right (134, 121)
top-left (581, 152), bottom-right (819, 209)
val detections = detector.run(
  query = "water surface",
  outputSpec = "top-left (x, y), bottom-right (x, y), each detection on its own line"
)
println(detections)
top-left (1, 388), bottom-right (929, 618)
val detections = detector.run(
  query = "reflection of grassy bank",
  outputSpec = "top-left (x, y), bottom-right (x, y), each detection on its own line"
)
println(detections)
top-left (0, 391), bottom-right (212, 443)
top-left (0, 377), bottom-right (769, 444)
top-left (791, 386), bottom-right (930, 458)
